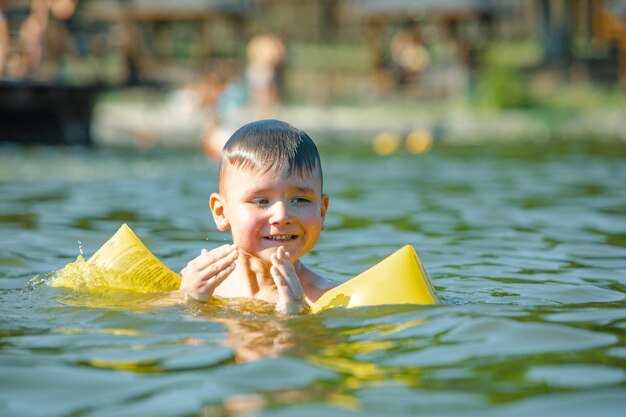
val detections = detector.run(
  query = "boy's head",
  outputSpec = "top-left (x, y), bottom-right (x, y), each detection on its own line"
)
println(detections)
top-left (211, 119), bottom-right (329, 264)
top-left (218, 119), bottom-right (323, 195)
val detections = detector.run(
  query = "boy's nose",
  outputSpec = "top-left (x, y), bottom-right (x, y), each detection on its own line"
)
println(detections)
top-left (269, 201), bottom-right (293, 225)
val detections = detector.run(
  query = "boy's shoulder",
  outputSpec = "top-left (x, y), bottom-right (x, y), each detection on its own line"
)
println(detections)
top-left (299, 264), bottom-right (337, 302)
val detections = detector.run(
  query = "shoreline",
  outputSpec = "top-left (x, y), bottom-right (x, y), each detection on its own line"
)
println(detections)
top-left (93, 94), bottom-right (626, 149)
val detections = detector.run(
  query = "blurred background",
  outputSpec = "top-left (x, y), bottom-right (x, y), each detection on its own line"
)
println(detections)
top-left (1, 0), bottom-right (626, 150)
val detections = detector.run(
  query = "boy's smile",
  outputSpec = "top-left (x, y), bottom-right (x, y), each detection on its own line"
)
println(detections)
top-left (210, 164), bottom-right (329, 265)
top-left (265, 235), bottom-right (296, 241)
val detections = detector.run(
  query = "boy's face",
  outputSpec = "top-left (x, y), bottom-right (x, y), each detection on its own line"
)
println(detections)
top-left (210, 163), bottom-right (329, 264)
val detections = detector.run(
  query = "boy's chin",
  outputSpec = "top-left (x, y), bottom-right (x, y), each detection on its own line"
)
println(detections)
top-left (260, 244), bottom-right (302, 261)
top-left (237, 246), bottom-right (284, 263)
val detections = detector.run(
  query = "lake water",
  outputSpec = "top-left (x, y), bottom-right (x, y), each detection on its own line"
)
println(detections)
top-left (1, 141), bottom-right (625, 417)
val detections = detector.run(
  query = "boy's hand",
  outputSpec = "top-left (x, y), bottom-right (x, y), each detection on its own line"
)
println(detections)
top-left (270, 246), bottom-right (310, 315)
top-left (180, 243), bottom-right (238, 302)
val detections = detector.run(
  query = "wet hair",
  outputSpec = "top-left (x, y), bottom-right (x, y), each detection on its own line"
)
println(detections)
top-left (218, 119), bottom-right (323, 193)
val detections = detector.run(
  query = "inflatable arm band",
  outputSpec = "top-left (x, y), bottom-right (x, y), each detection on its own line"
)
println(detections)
top-left (53, 224), bottom-right (438, 311)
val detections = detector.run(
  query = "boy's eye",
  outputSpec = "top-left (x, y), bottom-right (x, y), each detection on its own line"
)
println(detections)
top-left (292, 197), bottom-right (311, 204)
top-left (252, 198), bottom-right (270, 205)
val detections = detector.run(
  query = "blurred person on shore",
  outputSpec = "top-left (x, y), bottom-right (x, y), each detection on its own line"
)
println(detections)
top-left (114, 4), bottom-right (151, 86)
top-left (16, 0), bottom-right (48, 78)
top-left (200, 34), bottom-right (286, 160)
top-left (202, 33), bottom-right (286, 160)
top-left (198, 71), bottom-right (244, 160)
top-left (0, 10), bottom-right (8, 78)
top-left (390, 23), bottom-right (429, 90)
top-left (41, 0), bottom-right (77, 81)
top-left (246, 33), bottom-right (285, 118)
top-left (13, 0), bottom-right (76, 81)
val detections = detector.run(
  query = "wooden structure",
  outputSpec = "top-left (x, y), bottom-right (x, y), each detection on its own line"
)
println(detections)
top-left (83, 0), bottom-right (252, 84)
top-left (0, 0), bottom-right (252, 145)
top-left (0, 81), bottom-right (100, 145)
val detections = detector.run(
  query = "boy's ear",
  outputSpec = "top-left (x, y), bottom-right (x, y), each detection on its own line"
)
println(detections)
top-left (320, 194), bottom-right (329, 229)
top-left (209, 193), bottom-right (230, 231)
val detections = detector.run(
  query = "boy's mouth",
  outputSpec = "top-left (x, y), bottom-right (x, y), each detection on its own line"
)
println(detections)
top-left (264, 234), bottom-right (297, 241)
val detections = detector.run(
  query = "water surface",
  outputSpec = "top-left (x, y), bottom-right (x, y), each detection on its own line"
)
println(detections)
top-left (1, 142), bottom-right (625, 417)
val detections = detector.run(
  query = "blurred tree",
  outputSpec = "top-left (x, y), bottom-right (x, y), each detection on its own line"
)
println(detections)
top-left (539, 0), bottom-right (573, 66)
top-left (319, 0), bottom-right (339, 43)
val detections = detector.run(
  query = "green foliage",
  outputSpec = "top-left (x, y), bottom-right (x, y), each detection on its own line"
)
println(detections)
top-left (288, 42), bottom-right (369, 71)
top-left (484, 41), bottom-right (541, 68)
top-left (477, 64), bottom-right (535, 109)
top-left (471, 40), bottom-right (539, 109)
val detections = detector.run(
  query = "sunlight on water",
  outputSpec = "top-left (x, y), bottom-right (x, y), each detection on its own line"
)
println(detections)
top-left (1, 143), bottom-right (625, 417)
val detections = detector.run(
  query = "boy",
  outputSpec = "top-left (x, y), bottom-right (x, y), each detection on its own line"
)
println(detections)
top-left (179, 119), bottom-right (335, 314)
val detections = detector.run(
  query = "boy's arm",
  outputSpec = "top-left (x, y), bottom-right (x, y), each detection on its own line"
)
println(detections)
top-left (270, 246), bottom-right (311, 315)
top-left (180, 244), bottom-right (238, 301)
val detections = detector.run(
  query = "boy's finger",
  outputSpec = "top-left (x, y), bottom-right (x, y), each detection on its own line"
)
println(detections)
top-left (199, 249), bottom-right (238, 279)
top-left (205, 261), bottom-right (236, 290)
top-left (277, 255), bottom-right (304, 299)
top-left (287, 277), bottom-right (304, 301)
top-left (203, 243), bottom-right (238, 262)
top-left (274, 246), bottom-right (284, 262)
top-left (271, 249), bottom-right (305, 301)
top-left (194, 243), bottom-right (237, 270)
top-left (270, 265), bottom-right (292, 300)
top-left (282, 264), bottom-right (302, 297)
top-left (273, 262), bottom-right (303, 301)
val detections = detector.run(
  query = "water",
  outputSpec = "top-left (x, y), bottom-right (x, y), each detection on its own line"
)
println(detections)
top-left (1, 142), bottom-right (625, 417)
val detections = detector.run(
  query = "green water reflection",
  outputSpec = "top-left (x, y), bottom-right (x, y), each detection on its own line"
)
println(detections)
top-left (0, 142), bottom-right (625, 417)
